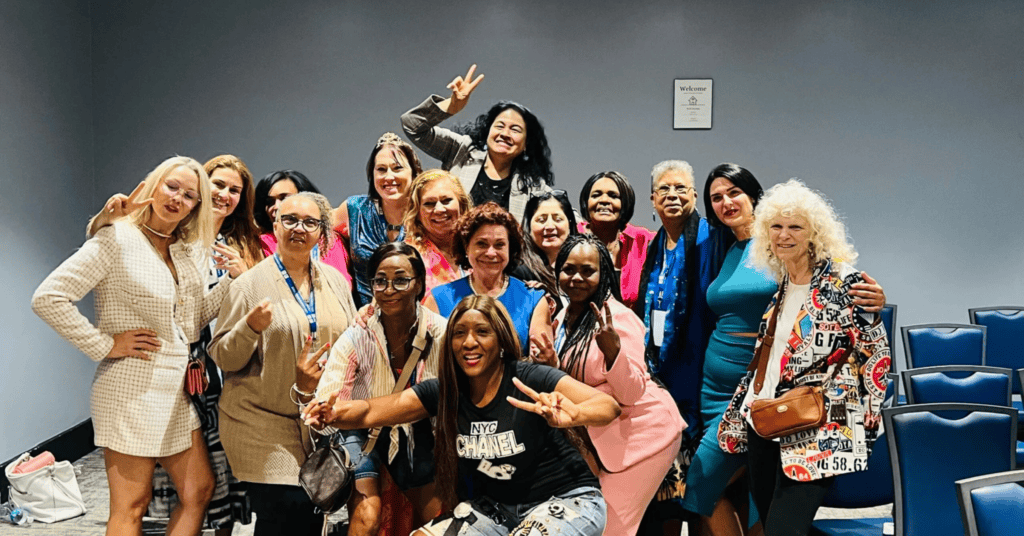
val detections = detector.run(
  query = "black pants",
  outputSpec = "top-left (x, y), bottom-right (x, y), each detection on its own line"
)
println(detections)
top-left (247, 482), bottom-right (323, 536)
top-left (746, 430), bottom-right (833, 536)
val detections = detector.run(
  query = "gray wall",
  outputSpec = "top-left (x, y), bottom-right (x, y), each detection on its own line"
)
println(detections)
top-left (1, 0), bottom-right (95, 460)
top-left (5, 0), bottom-right (1022, 457)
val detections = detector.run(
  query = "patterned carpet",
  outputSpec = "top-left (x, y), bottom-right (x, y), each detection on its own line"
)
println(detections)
top-left (12, 449), bottom-right (889, 535)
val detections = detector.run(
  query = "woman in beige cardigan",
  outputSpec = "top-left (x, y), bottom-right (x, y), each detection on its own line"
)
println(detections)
top-left (210, 192), bottom-right (357, 535)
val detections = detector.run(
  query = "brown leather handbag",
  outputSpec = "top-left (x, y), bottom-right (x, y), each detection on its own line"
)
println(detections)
top-left (746, 285), bottom-right (845, 440)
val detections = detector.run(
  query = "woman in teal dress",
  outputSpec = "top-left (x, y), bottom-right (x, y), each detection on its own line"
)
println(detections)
top-left (681, 164), bottom-right (887, 536)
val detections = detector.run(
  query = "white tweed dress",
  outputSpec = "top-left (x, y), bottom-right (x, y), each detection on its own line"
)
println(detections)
top-left (32, 220), bottom-right (229, 457)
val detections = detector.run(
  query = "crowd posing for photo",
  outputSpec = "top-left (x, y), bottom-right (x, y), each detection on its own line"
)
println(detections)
top-left (31, 64), bottom-right (891, 536)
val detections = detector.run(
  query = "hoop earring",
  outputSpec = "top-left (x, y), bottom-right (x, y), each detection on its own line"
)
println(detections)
top-left (807, 242), bottom-right (816, 261)
top-left (499, 349), bottom-right (505, 361)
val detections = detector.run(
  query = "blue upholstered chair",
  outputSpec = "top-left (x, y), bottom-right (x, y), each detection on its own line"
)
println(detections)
top-left (970, 307), bottom-right (1024, 426)
top-left (902, 365), bottom-right (1012, 406)
top-left (901, 323), bottom-right (986, 369)
top-left (884, 404), bottom-right (1017, 536)
top-left (955, 469), bottom-right (1024, 536)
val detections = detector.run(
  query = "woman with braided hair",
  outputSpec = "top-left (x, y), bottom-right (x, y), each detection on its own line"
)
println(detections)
top-left (533, 234), bottom-right (684, 536)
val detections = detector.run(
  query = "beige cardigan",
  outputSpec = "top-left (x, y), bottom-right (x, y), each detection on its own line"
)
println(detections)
top-left (209, 255), bottom-right (357, 485)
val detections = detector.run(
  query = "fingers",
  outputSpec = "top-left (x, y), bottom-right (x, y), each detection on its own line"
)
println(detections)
top-left (465, 64), bottom-right (476, 82)
top-left (300, 334), bottom-right (313, 357)
top-left (311, 342), bottom-right (331, 369)
top-left (860, 272), bottom-right (878, 285)
top-left (129, 196), bottom-right (154, 212)
top-left (126, 181), bottom-right (146, 202)
top-left (604, 302), bottom-right (614, 326)
top-left (590, 302), bottom-right (606, 329)
top-left (511, 376), bottom-right (542, 402)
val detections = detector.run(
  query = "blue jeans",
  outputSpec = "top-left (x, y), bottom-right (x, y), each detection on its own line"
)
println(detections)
top-left (417, 486), bottom-right (606, 536)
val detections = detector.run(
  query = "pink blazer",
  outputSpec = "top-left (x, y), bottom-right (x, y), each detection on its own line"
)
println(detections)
top-left (556, 299), bottom-right (685, 472)
top-left (578, 223), bottom-right (655, 309)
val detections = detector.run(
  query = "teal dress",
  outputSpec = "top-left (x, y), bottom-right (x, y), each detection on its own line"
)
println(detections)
top-left (681, 239), bottom-right (777, 517)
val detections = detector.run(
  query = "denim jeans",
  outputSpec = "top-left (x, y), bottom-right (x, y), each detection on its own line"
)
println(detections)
top-left (417, 486), bottom-right (606, 536)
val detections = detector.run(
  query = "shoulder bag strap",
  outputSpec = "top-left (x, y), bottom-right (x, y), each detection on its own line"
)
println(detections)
top-left (751, 283), bottom-right (786, 394)
top-left (361, 318), bottom-right (433, 455)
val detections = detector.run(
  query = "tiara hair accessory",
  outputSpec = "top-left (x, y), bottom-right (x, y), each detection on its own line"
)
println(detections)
top-left (376, 132), bottom-right (403, 148)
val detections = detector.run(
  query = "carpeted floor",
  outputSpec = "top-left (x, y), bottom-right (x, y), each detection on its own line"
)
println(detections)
top-left (11, 449), bottom-right (889, 535)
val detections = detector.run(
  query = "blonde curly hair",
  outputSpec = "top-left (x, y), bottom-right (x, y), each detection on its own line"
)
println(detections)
top-left (750, 179), bottom-right (857, 279)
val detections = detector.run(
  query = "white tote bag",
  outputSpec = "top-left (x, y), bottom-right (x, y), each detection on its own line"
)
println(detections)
top-left (4, 452), bottom-right (87, 523)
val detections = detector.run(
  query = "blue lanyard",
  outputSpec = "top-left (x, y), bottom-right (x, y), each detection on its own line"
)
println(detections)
top-left (554, 320), bottom-right (567, 354)
top-left (273, 253), bottom-right (317, 339)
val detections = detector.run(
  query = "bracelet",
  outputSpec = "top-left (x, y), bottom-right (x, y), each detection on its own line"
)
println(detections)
top-left (290, 383), bottom-right (315, 406)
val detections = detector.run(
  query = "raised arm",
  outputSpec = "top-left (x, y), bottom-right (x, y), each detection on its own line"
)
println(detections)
top-left (598, 303), bottom-right (650, 406)
top-left (85, 181), bottom-right (153, 237)
top-left (208, 285), bottom-right (267, 373)
top-left (400, 65), bottom-right (482, 164)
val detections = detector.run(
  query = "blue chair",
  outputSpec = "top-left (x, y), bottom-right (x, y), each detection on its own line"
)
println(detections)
top-left (969, 307), bottom-right (1024, 392)
top-left (884, 403), bottom-right (1017, 536)
top-left (880, 303), bottom-right (898, 349)
top-left (901, 323), bottom-right (986, 369)
top-left (970, 307), bottom-right (1024, 424)
top-left (955, 469), bottom-right (1024, 536)
top-left (902, 365), bottom-right (1012, 406)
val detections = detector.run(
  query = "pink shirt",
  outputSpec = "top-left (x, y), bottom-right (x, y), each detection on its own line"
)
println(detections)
top-left (260, 232), bottom-right (353, 286)
top-left (578, 222), bottom-right (655, 309)
top-left (555, 299), bottom-right (684, 472)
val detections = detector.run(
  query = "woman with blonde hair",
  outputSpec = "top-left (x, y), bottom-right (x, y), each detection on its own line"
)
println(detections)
top-left (403, 169), bottom-right (473, 295)
top-left (33, 156), bottom-right (224, 536)
top-left (717, 179), bottom-right (891, 536)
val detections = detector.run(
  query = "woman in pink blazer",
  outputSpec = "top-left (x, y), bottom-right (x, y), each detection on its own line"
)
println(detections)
top-left (534, 233), bottom-right (684, 536)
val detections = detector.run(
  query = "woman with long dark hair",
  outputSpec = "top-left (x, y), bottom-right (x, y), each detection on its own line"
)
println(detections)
top-left (515, 189), bottom-right (579, 301)
top-left (401, 64), bottom-right (554, 222)
top-left (303, 295), bottom-right (621, 536)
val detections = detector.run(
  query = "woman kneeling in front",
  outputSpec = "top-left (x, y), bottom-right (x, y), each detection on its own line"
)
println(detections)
top-left (304, 295), bottom-right (620, 536)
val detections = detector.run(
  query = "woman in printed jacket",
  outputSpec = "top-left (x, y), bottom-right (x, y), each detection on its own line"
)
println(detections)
top-left (716, 179), bottom-right (891, 536)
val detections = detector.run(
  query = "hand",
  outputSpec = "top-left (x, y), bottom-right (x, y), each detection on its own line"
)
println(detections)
top-left (850, 272), bottom-right (886, 312)
top-left (90, 181), bottom-right (155, 235)
top-left (863, 411), bottom-right (881, 430)
top-left (302, 391), bottom-right (337, 431)
top-left (353, 303), bottom-right (375, 329)
top-left (107, 329), bottom-right (160, 359)
top-left (213, 243), bottom-right (247, 279)
top-left (591, 302), bottom-right (620, 366)
top-left (245, 299), bottom-right (273, 333)
top-left (445, 64), bottom-right (484, 116)
top-left (507, 377), bottom-right (580, 428)
top-left (529, 319), bottom-right (559, 366)
top-left (295, 334), bottom-right (331, 395)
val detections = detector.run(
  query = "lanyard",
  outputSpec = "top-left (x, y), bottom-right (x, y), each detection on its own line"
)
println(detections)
top-left (554, 320), bottom-right (567, 354)
top-left (655, 243), bottom-right (675, 306)
top-left (273, 253), bottom-right (317, 340)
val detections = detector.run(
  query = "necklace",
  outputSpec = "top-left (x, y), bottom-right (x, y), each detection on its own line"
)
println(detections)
top-left (141, 224), bottom-right (172, 239)
top-left (470, 274), bottom-right (509, 297)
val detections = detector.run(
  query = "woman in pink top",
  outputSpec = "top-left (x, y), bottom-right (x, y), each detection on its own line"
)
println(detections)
top-left (577, 171), bottom-right (655, 309)
top-left (254, 170), bottom-right (353, 286)
top-left (536, 233), bottom-right (684, 536)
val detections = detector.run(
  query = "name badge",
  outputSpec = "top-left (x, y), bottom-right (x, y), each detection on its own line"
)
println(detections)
top-left (653, 309), bottom-right (668, 347)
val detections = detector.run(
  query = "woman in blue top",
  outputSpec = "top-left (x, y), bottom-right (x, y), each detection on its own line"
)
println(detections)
top-left (681, 164), bottom-right (887, 536)
top-left (335, 133), bottom-right (424, 307)
top-left (303, 295), bottom-right (620, 536)
top-left (425, 202), bottom-right (552, 354)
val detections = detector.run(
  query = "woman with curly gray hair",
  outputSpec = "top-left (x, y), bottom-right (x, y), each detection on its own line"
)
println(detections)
top-left (716, 179), bottom-right (891, 536)
top-left (210, 192), bottom-right (358, 535)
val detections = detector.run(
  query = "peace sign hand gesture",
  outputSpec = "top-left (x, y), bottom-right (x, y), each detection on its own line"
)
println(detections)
top-left (295, 334), bottom-right (331, 396)
top-left (213, 243), bottom-right (247, 279)
top-left (591, 302), bottom-right (620, 367)
top-left (529, 320), bottom-right (559, 366)
top-left (507, 377), bottom-right (580, 428)
top-left (444, 64), bottom-right (485, 116)
top-left (89, 181), bottom-right (155, 236)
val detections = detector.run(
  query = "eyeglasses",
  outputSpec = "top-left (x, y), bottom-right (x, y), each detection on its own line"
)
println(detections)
top-left (371, 277), bottom-right (414, 292)
top-left (655, 185), bottom-right (694, 198)
top-left (163, 180), bottom-right (200, 205)
top-left (279, 215), bottom-right (321, 233)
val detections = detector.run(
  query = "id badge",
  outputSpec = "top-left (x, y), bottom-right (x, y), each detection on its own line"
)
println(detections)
top-left (653, 309), bottom-right (668, 347)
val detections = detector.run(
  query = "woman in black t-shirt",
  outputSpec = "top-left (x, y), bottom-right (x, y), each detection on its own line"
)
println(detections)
top-left (304, 295), bottom-right (620, 536)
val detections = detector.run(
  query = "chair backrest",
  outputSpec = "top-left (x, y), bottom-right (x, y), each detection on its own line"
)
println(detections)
top-left (901, 323), bottom-right (987, 369)
top-left (881, 303), bottom-right (898, 349)
top-left (822, 375), bottom-right (896, 507)
top-left (884, 403), bottom-right (1017, 536)
top-left (956, 469), bottom-right (1024, 536)
top-left (969, 307), bottom-right (1024, 394)
top-left (902, 366), bottom-right (1012, 406)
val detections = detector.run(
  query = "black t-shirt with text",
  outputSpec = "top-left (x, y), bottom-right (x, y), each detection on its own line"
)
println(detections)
top-left (412, 361), bottom-right (599, 505)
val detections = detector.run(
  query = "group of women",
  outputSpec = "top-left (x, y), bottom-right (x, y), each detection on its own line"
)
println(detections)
top-left (31, 63), bottom-right (891, 536)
